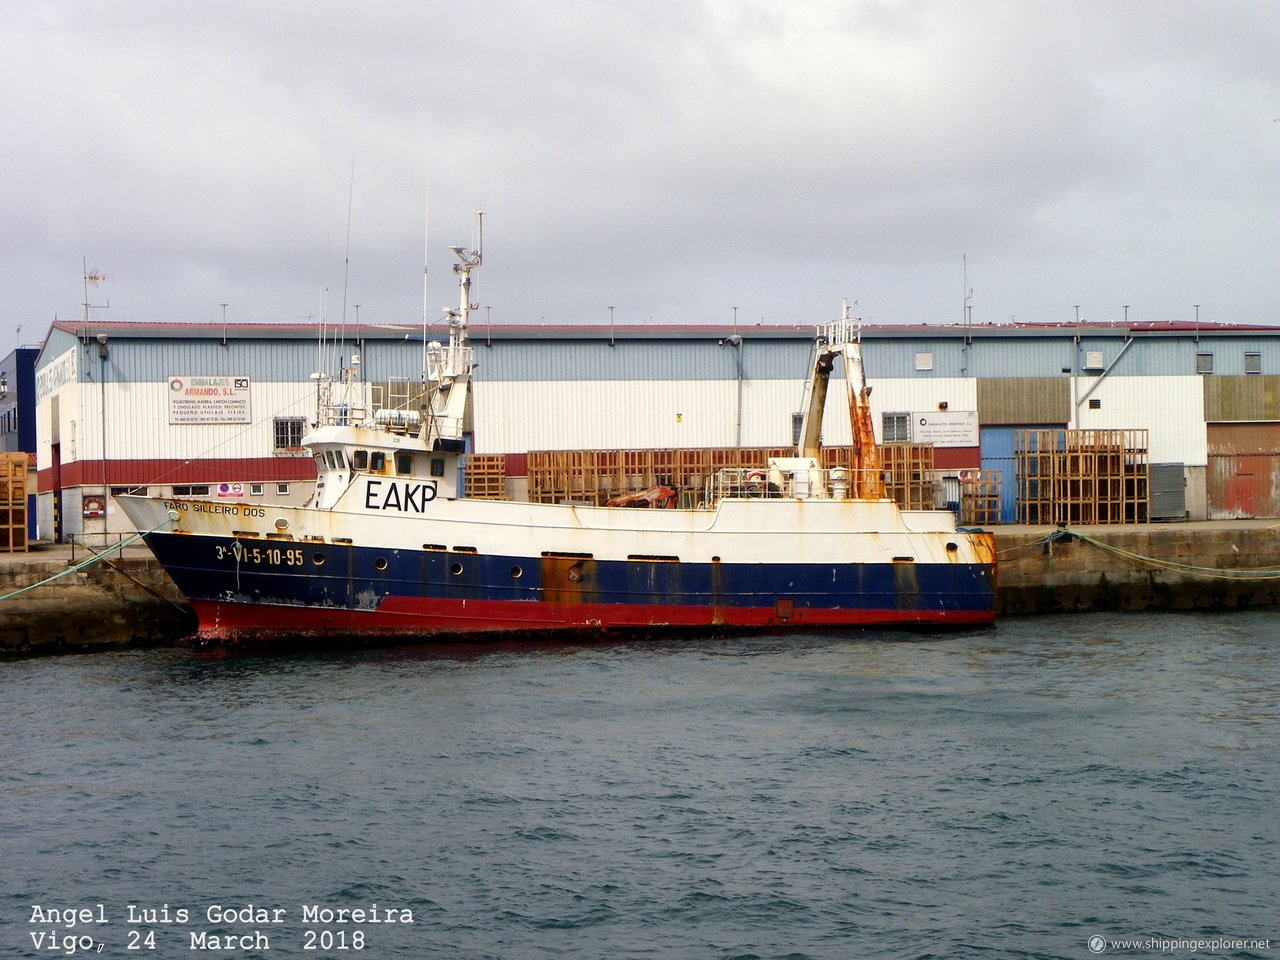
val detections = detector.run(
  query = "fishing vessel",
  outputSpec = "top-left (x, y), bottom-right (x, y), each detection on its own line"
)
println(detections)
top-left (117, 234), bottom-right (996, 651)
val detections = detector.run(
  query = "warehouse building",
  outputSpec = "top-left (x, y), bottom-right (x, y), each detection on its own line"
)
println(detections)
top-left (31, 317), bottom-right (1280, 541)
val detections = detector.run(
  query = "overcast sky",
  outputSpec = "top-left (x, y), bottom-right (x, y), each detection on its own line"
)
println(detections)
top-left (3, 0), bottom-right (1278, 349)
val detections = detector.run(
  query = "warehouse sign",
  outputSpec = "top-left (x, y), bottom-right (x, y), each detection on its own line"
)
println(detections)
top-left (168, 376), bottom-right (251, 424)
top-left (36, 350), bottom-right (78, 403)
top-left (913, 410), bottom-right (979, 447)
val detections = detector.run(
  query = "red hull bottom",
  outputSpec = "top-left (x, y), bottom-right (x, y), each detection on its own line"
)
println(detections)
top-left (187, 596), bottom-right (995, 653)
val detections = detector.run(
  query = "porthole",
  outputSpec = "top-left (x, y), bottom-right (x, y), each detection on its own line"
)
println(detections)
top-left (312, 553), bottom-right (325, 566)
top-left (945, 542), bottom-right (959, 552)
top-left (450, 562), bottom-right (464, 576)
top-left (374, 557), bottom-right (388, 571)
top-left (509, 565), bottom-right (523, 579)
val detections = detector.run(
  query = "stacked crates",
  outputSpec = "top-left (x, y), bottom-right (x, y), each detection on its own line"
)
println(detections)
top-left (959, 470), bottom-right (1003, 527)
top-left (1016, 429), bottom-right (1149, 524)
top-left (461, 454), bottom-right (509, 500)
top-left (515, 445), bottom-right (937, 510)
top-left (0, 453), bottom-right (27, 552)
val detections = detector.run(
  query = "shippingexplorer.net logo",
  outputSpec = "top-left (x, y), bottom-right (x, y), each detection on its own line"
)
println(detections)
top-left (1088, 935), bottom-right (1272, 953)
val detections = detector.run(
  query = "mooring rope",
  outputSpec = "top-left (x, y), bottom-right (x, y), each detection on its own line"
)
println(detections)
top-left (0, 523), bottom-right (169, 603)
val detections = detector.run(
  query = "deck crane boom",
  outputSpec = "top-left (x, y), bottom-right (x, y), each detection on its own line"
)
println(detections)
top-left (795, 300), bottom-right (887, 500)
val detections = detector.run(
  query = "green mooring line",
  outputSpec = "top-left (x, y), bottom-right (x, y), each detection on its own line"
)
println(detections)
top-left (0, 528), bottom-right (160, 602)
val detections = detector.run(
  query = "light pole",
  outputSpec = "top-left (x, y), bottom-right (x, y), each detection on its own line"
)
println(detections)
top-left (97, 334), bottom-right (108, 540)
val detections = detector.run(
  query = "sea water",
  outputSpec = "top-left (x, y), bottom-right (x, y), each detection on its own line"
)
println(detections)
top-left (2, 611), bottom-right (1276, 959)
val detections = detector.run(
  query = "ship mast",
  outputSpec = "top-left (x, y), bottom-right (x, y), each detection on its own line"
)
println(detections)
top-left (420, 213), bottom-right (482, 451)
top-left (446, 211), bottom-right (482, 359)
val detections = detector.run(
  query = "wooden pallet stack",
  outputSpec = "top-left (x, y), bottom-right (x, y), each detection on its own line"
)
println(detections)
top-left (461, 454), bottom-right (509, 500)
top-left (1016, 429), bottom-right (1149, 524)
top-left (0, 453), bottom-right (28, 552)
top-left (958, 470), bottom-right (1003, 526)
top-left (510, 445), bottom-right (939, 510)
top-left (876, 444), bottom-right (938, 510)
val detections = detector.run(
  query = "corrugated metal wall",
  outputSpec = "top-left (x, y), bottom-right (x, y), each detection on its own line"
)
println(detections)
top-left (1203, 375), bottom-right (1280, 422)
top-left (978, 425), bottom-right (1059, 524)
top-left (977, 378), bottom-right (1070, 424)
top-left (1206, 422), bottom-right (1280, 519)
top-left (97, 382), bottom-right (317, 460)
top-left (38, 378), bottom-right (317, 469)
top-left (1071, 376), bottom-right (1207, 465)
top-left (869, 378), bottom-right (978, 423)
top-left (475, 337), bottom-right (812, 382)
top-left (34, 324), bottom-right (1280, 525)
top-left (474, 379), bottom-right (820, 453)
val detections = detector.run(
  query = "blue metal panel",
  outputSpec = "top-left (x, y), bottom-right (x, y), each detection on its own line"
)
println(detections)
top-left (857, 338), bottom-right (967, 377)
top-left (474, 337), bottom-right (812, 382)
top-left (37, 322), bottom-right (1280, 392)
top-left (979, 426), bottom-right (1017, 524)
top-left (964, 337), bottom-right (1076, 378)
top-left (980, 424), bottom-right (1064, 524)
top-left (1187, 335), bottom-right (1280, 376)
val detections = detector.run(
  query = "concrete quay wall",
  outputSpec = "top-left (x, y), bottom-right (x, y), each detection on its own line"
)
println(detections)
top-left (0, 549), bottom-right (194, 656)
top-left (994, 520), bottom-right (1280, 616)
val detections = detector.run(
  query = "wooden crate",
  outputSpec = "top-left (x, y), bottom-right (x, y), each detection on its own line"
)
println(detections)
top-left (0, 452), bottom-right (28, 552)
top-left (461, 454), bottom-right (509, 500)
top-left (959, 470), bottom-right (1003, 527)
top-left (1015, 429), bottom-right (1148, 524)
top-left (522, 444), bottom-right (940, 508)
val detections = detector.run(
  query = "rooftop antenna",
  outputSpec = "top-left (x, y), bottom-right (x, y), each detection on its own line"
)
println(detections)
top-left (82, 259), bottom-right (110, 325)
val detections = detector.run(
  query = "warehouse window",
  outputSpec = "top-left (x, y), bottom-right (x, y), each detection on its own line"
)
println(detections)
top-left (273, 416), bottom-right (307, 451)
top-left (275, 483), bottom-right (290, 496)
top-left (1245, 352), bottom-right (1262, 374)
top-left (1195, 353), bottom-right (1214, 375)
top-left (172, 485), bottom-right (210, 497)
top-left (883, 412), bottom-right (911, 443)
top-left (250, 483), bottom-right (265, 496)
top-left (914, 352), bottom-right (934, 371)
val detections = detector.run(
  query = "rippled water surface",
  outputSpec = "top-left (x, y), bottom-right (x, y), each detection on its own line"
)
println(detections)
top-left (3, 612), bottom-right (1277, 959)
